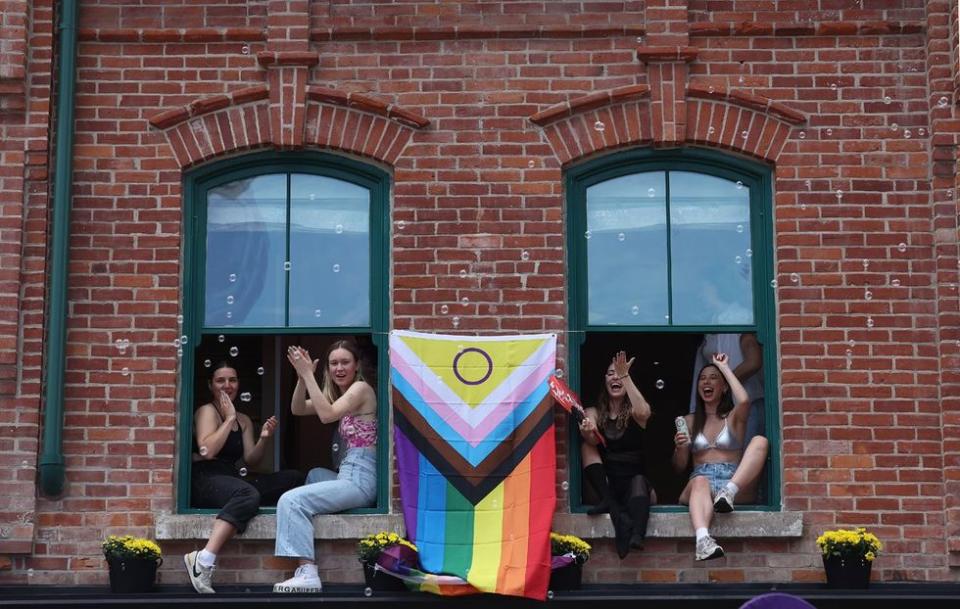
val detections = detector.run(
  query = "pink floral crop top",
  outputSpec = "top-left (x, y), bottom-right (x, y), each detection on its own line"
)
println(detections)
top-left (339, 414), bottom-right (377, 449)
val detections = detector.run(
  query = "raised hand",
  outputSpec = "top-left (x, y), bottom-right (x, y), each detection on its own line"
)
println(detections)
top-left (711, 352), bottom-right (729, 368)
top-left (287, 345), bottom-right (318, 377)
top-left (612, 350), bottom-right (635, 379)
top-left (217, 390), bottom-right (237, 422)
top-left (259, 416), bottom-right (278, 439)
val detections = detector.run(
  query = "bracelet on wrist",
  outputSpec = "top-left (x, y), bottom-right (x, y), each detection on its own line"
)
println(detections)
top-left (618, 373), bottom-right (629, 379)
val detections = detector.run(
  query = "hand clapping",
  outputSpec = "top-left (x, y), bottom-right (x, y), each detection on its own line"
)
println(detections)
top-left (286, 345), bottom-right (319, 377)
top-left (259, 416), bottom-right (278, 439)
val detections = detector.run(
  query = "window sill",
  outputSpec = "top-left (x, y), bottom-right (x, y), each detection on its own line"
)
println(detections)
top-left (552, 511), bottom-right (803, 539)
top-left (155, 512), bottom-right (405, 540)
top-left (157, 511), bottom-right (802, 541)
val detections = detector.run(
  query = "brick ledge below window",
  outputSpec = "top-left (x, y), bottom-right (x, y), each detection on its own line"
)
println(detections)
top-left (156, 511), bottom-right (801, 541)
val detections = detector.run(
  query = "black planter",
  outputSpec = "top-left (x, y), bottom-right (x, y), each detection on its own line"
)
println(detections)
top-left (362, 562), bottom-right (407, 592)
top-left (548, 562), bottom-right (583, 591)
top-left (822, 555), bottom-right (872, 589)
top-left (107, 557), bottom-right (161, 593)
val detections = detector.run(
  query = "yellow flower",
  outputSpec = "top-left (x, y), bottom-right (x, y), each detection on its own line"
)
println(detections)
top-left (865, 552), bottom-right (875, 561)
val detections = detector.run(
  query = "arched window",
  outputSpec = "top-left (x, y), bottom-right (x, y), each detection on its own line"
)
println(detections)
top-left (566, 148), bottom-right (779, 510)
top-left (177, 151), bottom-right (390, 513)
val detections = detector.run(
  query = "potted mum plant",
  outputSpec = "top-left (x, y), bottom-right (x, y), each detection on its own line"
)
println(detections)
top-left (102, 535), bottom-right (163, 593)
top-left (549, 532), bottom-right (591, 591)
top-left (357, 531), bottom-right (417, 592)
top-left (816, 527), bottom-right (881, 588)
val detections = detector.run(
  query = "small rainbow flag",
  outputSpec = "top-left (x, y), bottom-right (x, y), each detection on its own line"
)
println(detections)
top-left (390, 331), bottom-right (557, 600)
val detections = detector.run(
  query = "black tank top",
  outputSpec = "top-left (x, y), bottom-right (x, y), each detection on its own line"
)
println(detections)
top-left (599, 415), bottom-right (646, 478)
top-left (194, 421), bottom-right (244, 464)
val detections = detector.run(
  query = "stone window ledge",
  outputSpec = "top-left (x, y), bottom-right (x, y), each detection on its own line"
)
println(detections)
top-left (156, 511), bottom-right (801, 541)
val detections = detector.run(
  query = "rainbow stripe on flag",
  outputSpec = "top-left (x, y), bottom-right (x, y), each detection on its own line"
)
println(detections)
top-left (390, 331), bottom-right (557, 600)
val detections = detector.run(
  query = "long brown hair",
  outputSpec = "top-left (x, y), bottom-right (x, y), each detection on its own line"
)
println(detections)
top-left (596, 366), bottom-right (632, 433)
top-left (321, 339), bottom-right (366, 405)
top-left (690, 363), bottom-right (734, 440)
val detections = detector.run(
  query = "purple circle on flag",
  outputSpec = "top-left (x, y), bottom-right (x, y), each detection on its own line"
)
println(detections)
top-left (452, 347), bottom-right (493, 386)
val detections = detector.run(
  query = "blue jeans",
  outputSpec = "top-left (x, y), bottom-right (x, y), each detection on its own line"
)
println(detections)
top-left (274, 447), bottom-right (377, 560)
top-left (690, 462), bottom-right (738, 497)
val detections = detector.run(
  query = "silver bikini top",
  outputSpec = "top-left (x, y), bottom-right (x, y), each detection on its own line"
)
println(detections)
top-left (691, 418), bottom-right (743, 453)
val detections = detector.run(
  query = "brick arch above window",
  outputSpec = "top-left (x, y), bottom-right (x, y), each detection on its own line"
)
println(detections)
top-left (529, 84), bottom-right (806, 166)
top-left (147, 86), bottom-right (430, 169)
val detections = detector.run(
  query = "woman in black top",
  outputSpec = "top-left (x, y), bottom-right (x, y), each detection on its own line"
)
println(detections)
top-left (579, 351), bottom-right (654, 558)
top-left (184, 363), bottom-right (304, 593)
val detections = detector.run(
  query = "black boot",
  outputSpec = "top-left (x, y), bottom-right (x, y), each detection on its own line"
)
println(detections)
top-left (584, 463), bottom-right (615, 515)
top-left (611, 509), bottom-right (633, 559)
top-left (627, 494), bottom-right (650, 550)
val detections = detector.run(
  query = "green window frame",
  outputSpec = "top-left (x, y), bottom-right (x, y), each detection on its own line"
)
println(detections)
top-left (565, 147), bottom-right (781, 512)
top-left (177, 151), bottom-right (391, 514)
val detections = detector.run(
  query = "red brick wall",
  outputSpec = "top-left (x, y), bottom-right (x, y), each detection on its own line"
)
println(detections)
top-left (2, 0), bottom-right (959, 587)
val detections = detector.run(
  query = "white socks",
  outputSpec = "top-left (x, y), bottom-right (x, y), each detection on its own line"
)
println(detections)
top-left (695, 527), bottom-right (709, 541)
top-left (197, 549), bottom-right (216, 568)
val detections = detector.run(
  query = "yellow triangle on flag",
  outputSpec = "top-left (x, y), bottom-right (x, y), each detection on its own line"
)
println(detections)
top-left (397, 335), bottom-right (548, 408)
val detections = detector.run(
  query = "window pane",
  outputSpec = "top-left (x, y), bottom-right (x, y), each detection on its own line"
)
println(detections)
top-left (205, 175), bottom-right (286, 327)
top-left (586, 172), bottom-right (668, 325)
top-left (669, 172), bottom-right (753, 325)
top-left (289, 174), bottom-right (370, 327)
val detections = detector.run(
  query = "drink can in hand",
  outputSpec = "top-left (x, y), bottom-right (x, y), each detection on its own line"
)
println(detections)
top-left (674, 416), bottom-right (690, 440)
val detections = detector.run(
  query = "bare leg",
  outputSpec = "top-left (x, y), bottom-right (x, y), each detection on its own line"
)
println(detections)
top-left (730, 436), bottom-right (769, 500)
top-left (581, 442), bottom-right (602, 467)
top-left (203, 519), bottom-right (237, 555)
top-left (687, 476), bottom-right (714, 531)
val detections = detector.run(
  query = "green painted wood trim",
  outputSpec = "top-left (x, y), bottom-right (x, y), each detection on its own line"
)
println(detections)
top-left (178, 151), bottom-right (391, 513)
top-left (39, 0), bottom-right (79, 498)
top-left (564, 147), bottom-right (780, 511)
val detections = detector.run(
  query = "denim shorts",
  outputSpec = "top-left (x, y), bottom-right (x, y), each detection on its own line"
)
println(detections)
top-left (690, 462), bottom-right (738, 496)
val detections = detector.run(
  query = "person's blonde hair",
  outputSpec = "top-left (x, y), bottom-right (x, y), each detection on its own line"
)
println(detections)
top-left (321, 339), bottom-right (366, 404)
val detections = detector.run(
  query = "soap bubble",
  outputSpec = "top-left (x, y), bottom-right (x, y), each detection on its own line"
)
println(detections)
top-left (459, 269), bottom-right (467, 278)
top-left (229, 273), bottom-right (237, 283)
top-left (736, 224), bottom-right (744, 233)
top-left (461, 297), bottom-right (469, 306)
top-left (440, 304), bottom-right (449, 314)
top-left (798, 131), bottom-right (805, 139)
top-left (547, 591), bottom-right (554, 600)
top-left (740, 130), bottom-right (748, 140)
top-left (397, 220), bottom-right (406, 230)
top-left (891, 123), bottom-right (898, 131)
top-left (835, 190), bottom-right (843, 200)
top-left (521, 250), bottom-right (530, 261)
top-left (229, 346), bottom-right (239, 357)
top-left (864, 290), bottom-right (873, 300)
top-left (121, 367), bottom-right (129, 376)
top-left (708, 126), bottom-right (716, 135)
top-left (203, 359), bottom-right (212, 368)
top-left (655, 379), bottom-right (665, 390)
top-left (883, 96), bottom-right (891, 104)
top-left (770, 279), bottom-right (778, 288)
top-left (867, 316), bottom-right (875, 328)
top-left (332, 443), bottom-right (339, 453)
top-left (225, 311), bottom-right (232, 319)
top-left (862, 259), bottom-right (869, 270)
top-left (199, 446), bottom-right (208, 456)
top-left (180, 334), bottom-right (188, 345)
top-left (584, 230), bottom-right (592, 240)
top-left (790, 273), bottom-right (800, 283)
top-left (172, 338), bottom-right (180, 349)
top-left (241, 44), bottom-right (250, 55)
top-left (736, 181), bottom-right (744, 189)
top-left (314, 308), bottom-right (322, 318)
top-left (364, 588), bottom-right (373, 597)
top-left (938, 96), bottom-right (949, 107)
top-left (528, 159), bottom-right (536, 168)
top-left (335, 224), bottom-right (343, 234)
top-left (177, 314), bottom-right (184, 325)
top-left (257, 366), bottom-right (265, 375)
top-left (617, 233), bottom-right (625, 242)
top-left (848, 339), bottom-right (856, 348)
top-left (561, 481), bottom-right (569, 491)
top-left (218, 334), bottom-right (225, 343)
top-left (593, 120), bottom-right (605, 132)
top-left (735, 255), bottom-right (742, 265)
top-left (332, 263), bottom-right (340, 273)
top-left (631, 305), bottom-right (640, 316)
top-left (238, 467), bottom-right (247, 477)
top-left (898, 242), bottom-right (907, 252)
top-left (745, 249), bottom-right (753, 258)
top-left (452, 316), bottom-right (460, 328)
top-left (647, 187), bottom-right (656, 198)
top-left (283, 261), bottom-right (291, 271)
top-left (846, 349), bottom-right (853, 358)
top-left (555, 368), bottom-right (564, 379)
top-left (826, 128), bottom-right (833, 136)
top-left (904, 129), bottom-right (912, 139)
top-left (240, 392), bottom-right (252, 402)
top-left (891, 278), bottom-right (901, 287)
top-left (177, 348), bottom-right (183, 357)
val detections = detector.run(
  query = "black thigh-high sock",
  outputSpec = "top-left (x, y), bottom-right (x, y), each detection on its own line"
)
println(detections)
top-left (584, 463), bottom-right (616, 515)
top-left (627, 476), bottom-right (652, 550)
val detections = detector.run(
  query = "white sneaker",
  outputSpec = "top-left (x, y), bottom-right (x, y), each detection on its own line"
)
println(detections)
top-left (184, 550), bottom-right (215, 594)
top-left (713, 487), bottom-right (735, 513)
top-left (273, 564), bottom-right (322, 593)
top-left (695, 535), bottom-right (725, 561)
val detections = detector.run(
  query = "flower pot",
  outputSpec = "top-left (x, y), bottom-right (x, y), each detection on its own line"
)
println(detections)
top-left (362, 561), bottom-right (407, 592)
top-left (822, 555), bottom-right (871, 589)
top-left (548, 561), bottom-right (583, 591)
top-left (107, 557), bottom-right (162, 593)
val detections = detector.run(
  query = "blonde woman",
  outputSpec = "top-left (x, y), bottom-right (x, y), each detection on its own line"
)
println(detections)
top-left (273, 339), bottom-right (377, 593)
